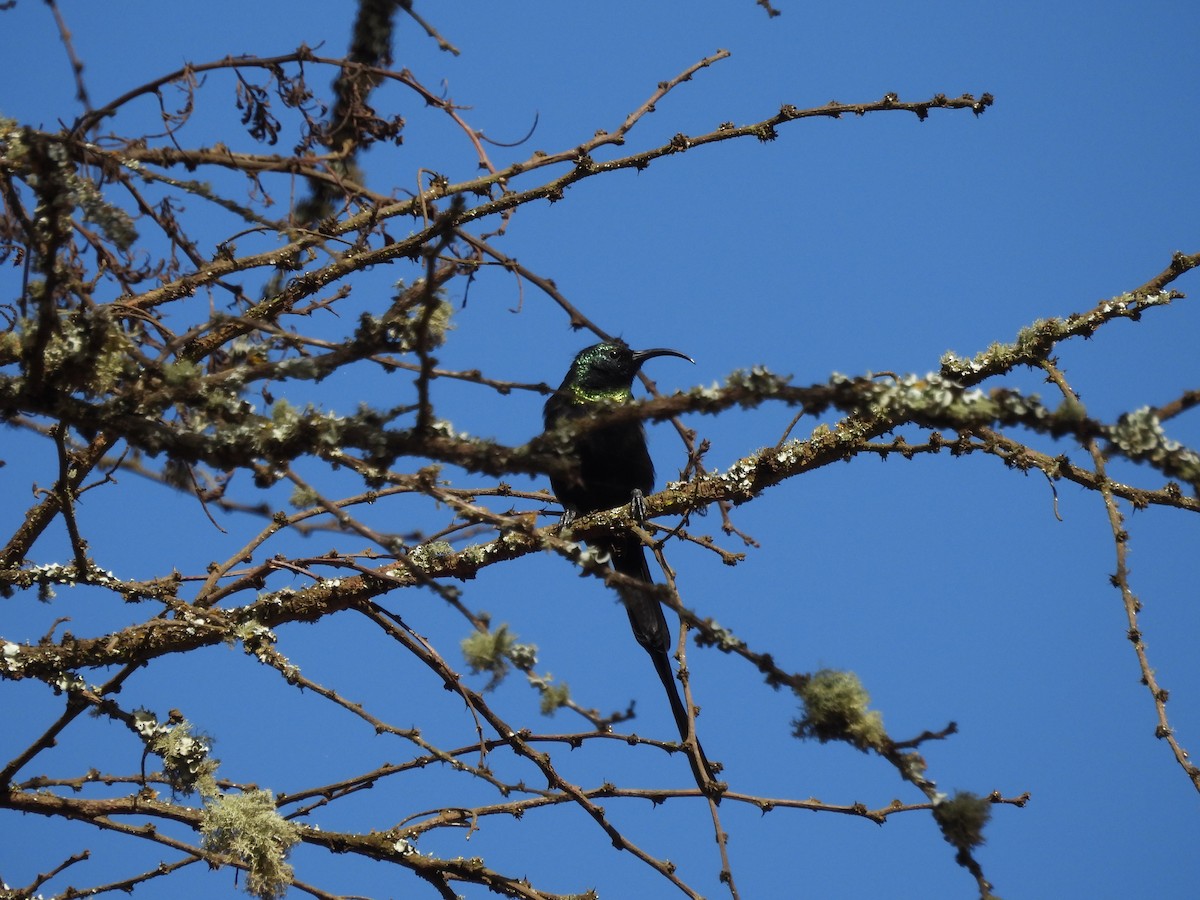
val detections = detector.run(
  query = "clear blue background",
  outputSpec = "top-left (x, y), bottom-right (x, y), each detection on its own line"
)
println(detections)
top-left (2, 1), bottom-right (1198, 897)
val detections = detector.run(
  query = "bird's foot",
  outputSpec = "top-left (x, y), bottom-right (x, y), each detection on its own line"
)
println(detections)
top-left (629, 489), bottom-right (647, 522)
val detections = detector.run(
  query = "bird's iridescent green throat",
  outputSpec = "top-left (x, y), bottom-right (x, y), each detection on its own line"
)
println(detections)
top-left (567, 383), bottom-right (633, 405)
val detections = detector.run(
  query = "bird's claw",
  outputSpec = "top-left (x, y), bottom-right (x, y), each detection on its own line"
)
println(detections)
top-left (629, 489), bottom-right (647, 522)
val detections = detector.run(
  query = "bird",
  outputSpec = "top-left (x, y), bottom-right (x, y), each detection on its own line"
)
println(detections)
top-left (543, 338), bottom-right (712, 786)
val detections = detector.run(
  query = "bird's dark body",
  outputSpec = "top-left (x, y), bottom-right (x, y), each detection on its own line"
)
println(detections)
top-left (543, 340), bottom-right (710, 783)
top-left (543, 392), bottom-right (656, 516)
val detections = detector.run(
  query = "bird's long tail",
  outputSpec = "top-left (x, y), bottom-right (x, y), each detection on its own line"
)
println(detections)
top-left (607, 534), bottom-right (712, 787)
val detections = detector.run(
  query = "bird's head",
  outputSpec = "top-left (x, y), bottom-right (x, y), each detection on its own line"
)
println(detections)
top-left (564, 339), bottom-right (693, 396)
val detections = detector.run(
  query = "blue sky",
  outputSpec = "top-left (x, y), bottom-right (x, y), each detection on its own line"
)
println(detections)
top-left (2, 1), bottom-right (1199, 898)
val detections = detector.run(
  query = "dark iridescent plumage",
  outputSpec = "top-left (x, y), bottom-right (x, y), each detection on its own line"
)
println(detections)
top-left (543, 339), bottom-right (711, 784)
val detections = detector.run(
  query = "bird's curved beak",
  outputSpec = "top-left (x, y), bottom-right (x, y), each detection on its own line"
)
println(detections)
top-left (631, 347), bottom-right (694, 368)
